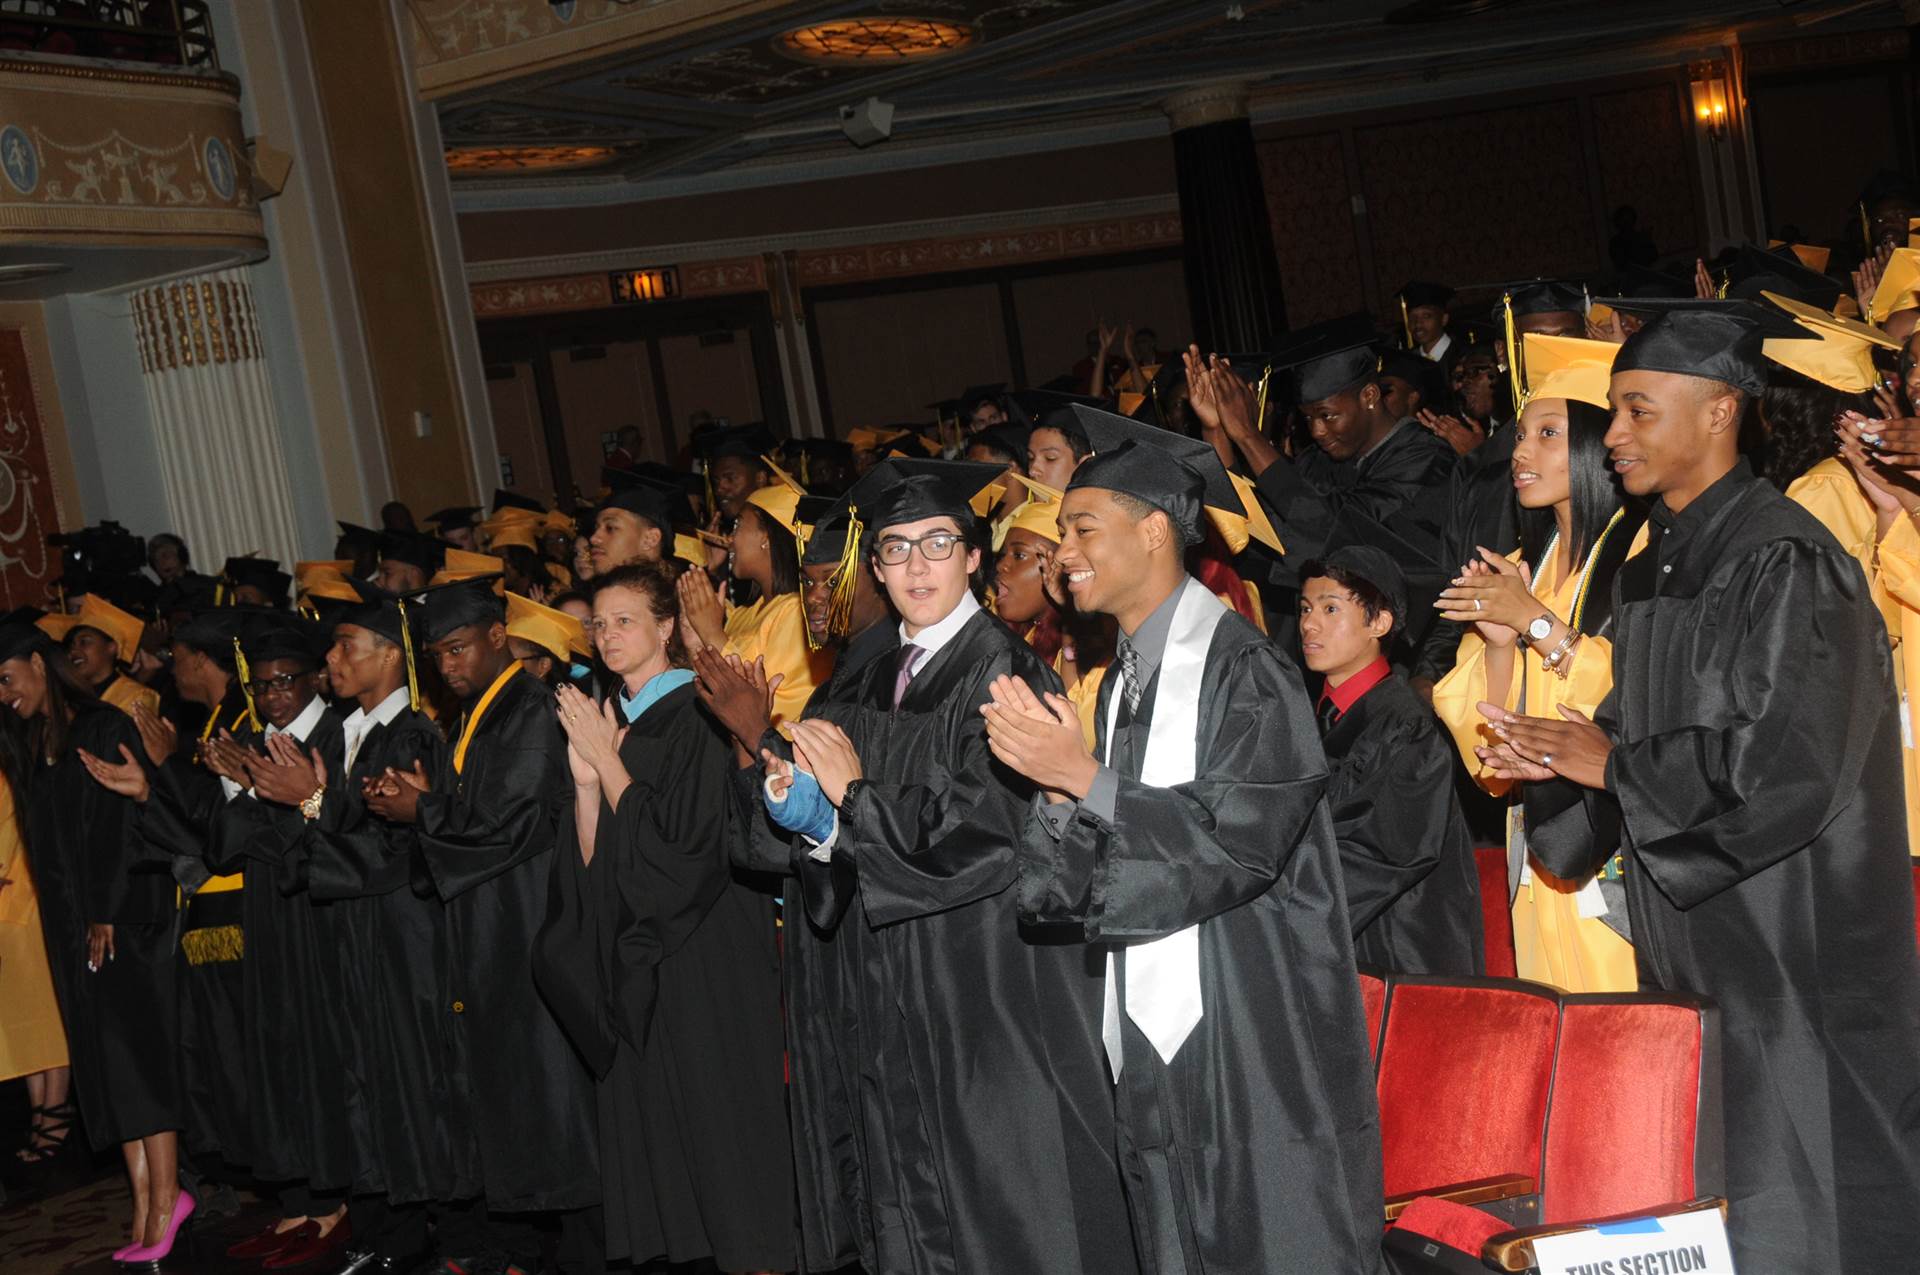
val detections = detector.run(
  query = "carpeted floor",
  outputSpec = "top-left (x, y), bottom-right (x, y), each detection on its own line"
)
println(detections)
top-left (0, 1170), bottom-right (277, 1275)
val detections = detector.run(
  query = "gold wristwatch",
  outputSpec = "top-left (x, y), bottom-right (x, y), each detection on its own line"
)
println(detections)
top-left (299, 785), bottom-right (326, 821)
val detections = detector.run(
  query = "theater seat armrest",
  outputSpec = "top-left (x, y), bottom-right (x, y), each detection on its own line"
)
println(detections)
top-left (1382, 1173), bottom-right (1537, 1222)
top-left (1481, 1197), bottom-right (1728, 1272)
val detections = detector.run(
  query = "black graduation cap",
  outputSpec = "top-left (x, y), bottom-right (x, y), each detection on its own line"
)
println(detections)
top-left (0, 604), bottom-right (46, 627)
top-left (691, 422), bottom-right (776, 464)
top-left (425, 506), bottom-right (482, 534)
top-left (1376, 347), bottom-right (1442, 401)
top-left (1609, 264), bottom-right (1692, 301)
top-left (221, 556), bottom-right (292, 605)
top-left (1068, 440), bottom-right (1205, 543)
top-left (1724, 244), bottom-right (1844, 312)
top-left (924, 397), bottom-right (963, 420)
top-left (333, 577), bottom-right (409, 649)
top-left (238, 609), bottom-right (328, 669)
top-left (377, 531), bottom-right (447, 576)
top-left (834, 457), bottom-right (1006, 541)
top-left (492, 489), bottom-right (544, 515)
top-left (170, 607), bottom-right (252, 667)
top-left (957, 383), bottom-right (1007, 417)
top-left (414, 574), bottom-right (507, 645)
top-left (1066, 403), bottom-right (1249, 527)
top-left (1605, 297), bottom-right (1804, 398)
top-left (796, 495), bottom-right (846, 565)
top-left (1859, 168), bottom-right (1917, 208)
top-left (788, 438), bottom-right (854, 465)
top-left (1006, 388), bottom-right (1105, 430)
top-left (599, 466), bottom-right (691, 531)
top-left (156, 574), bottom-right (218, 615)
top-left (1282, 336), bottom-right (1382, 403)
top-left (88, 573), bottom-right (158, 616)
top-left (1301, 545), bottom-right (1409, 635)
top-left (1491, 279), bottom-right (1589, 320)
top-left (335, 521), bottom-right (381, 551)
top-left (1398, 281), bottom-right (1454, 309)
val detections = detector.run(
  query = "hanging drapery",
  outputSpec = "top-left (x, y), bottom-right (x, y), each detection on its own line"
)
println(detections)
top-left (130, 268), bottom-right (301, 571)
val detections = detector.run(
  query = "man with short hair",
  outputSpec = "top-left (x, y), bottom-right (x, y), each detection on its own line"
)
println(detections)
top-left (982, 439), bottom-right (1383, 1274)
top-left (750, 460), bottom-right (1137, 1275)
top-left (1485, 300), bottom-right (1920, 1271)
top-left (588, 471), bottom-right (676, 573)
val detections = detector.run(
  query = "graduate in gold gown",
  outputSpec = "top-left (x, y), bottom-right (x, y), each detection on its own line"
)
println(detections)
top-left (1431, 334), bottom-right (1649, 992)
top-left (36, 595), bottom-right (160, 718)
top-left (0, 739), bottom-right (72, 1165)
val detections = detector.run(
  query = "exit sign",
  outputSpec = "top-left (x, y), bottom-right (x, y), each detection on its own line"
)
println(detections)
top-left (610, 266), bottom-right (679, 302)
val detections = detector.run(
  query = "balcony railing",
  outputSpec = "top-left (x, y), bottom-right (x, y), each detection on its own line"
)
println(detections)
top-left (0, 0), bottom-right (215, 70)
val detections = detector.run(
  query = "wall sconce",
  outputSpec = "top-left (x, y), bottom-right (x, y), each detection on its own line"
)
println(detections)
top-left (1690, 69), bottom-right (1730, 143)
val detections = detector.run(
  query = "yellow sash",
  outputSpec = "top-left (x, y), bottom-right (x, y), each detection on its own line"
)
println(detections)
top-left (453, 663), bottom-right (522, 776)
top-left (200, 702), bottom-right (253, 893)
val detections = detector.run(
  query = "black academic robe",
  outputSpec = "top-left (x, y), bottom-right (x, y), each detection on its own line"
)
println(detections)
top-left (1020, 606), bottom-right (1384, 1274)
top-left (414, 668), bottom-right (599, 1212)
top-left (1413, 423), bottom-right (1518, 683)
top-left (535, 683), bottom-right (794, 1271)
top-left (785, 608), bottom-right (1138, 1275)
top-left (1322, 672), bottom-right (1484, 975)
top-left (28, 705), bottom-right (184, 1150)
top-left (729, 618), bottom-right (893, 1275)
top-left (1528, 467), bottom-right (1920, 1271)
top-left (299, 705), bottom-right (453, 1205)
top-left (204, 706), bottom-right (353, 1190)
top-left (1254, 420), bottom-right (1456, 649)
top-left (139, 692), bottom-right (254, 1163)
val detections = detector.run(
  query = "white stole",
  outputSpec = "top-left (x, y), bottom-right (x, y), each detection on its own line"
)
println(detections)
top-left (1102, 576), bottom-right (1227, 1078)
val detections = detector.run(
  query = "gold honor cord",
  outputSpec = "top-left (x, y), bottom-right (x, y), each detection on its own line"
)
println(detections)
top-left (396, 598), bottom-right (421, 713)
top-left (1566, 506), bottom-right (1629, 634)
top-left (452, 661), bottom-right (522, 776)
top-left (232, 637), bottom-right (260, 731)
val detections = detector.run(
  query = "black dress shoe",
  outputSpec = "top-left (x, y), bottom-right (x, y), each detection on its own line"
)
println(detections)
top-left (330, 1251), bottom-right (419, 1275)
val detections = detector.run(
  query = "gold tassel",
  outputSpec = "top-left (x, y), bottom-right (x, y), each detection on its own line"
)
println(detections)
top-left (826, 504), bottom-right (864, 640)
top-left (702, 459), bottom-right (716, 521)
top-left (214, 580), bottom-right (227, 607)
top-left (397, 599), bottom-right (421, 713)
top-left (1254, 366), bottom-right (1273, 436)
top-left (232, 638), bottom-right (259, 731)
top-left (1715, 271), bottom-right (1730, 299)
top-left (182, 923), bottom-right (245, 966)
top-left (1861, 201), bottom-right (1873, 253)
top-left (1502, 291), bottom-right (1523, 418)
top-left (1399, 294), bottom-right (1414, 349)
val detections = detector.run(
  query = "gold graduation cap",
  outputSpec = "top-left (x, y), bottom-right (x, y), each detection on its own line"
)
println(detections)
top-left (1000, 473), bottom-right (1065, 544)
top-left (36, 594), bottom-right (144, 661)
top-left (486, 521), bottom-right (542, 553)
top-left (1869, 247), bottom-right (1920, 323)
top-left (743, 454), bottom-right (807, 535)
top-left (1519, 332), bottom-right (1619, 411)
top-left (1219, 471), bottom-right (1284, 555)
top-left (505, 591), bottom-right (590, 663)
top-left (431, 549), bottom-right (505, 584)
top-left (1761, 289), bottom-right (1898, 393)
top-left (1767, 240), bottom-right (1832, 273)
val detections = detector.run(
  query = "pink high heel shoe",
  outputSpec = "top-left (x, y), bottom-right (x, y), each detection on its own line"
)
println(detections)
top-left (118, 1187), bottom-right (194, 1264)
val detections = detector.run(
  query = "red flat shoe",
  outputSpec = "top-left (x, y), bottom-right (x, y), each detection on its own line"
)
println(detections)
top-left (227, 1220), bottom-right (308, 1260)
top-left (263, 1215), bottom-right (353, 1270)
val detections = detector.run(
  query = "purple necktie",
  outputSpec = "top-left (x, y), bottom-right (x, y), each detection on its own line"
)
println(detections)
top-left (892, 643), bottom-right (923, 709)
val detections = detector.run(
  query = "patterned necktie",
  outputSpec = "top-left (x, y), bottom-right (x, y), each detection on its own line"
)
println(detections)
top-left (892, 643), bottom-right (923, 709)
top-left (1117, 641), bottom-right (1142, 715)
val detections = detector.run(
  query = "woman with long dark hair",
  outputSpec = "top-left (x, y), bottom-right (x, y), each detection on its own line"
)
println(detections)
top-left (1431, 334), bottom-right (1650, 993)
top-left (0, 621), bottom-right (188, 1260)
top-left (534, 561), bottom-right (795, 1273)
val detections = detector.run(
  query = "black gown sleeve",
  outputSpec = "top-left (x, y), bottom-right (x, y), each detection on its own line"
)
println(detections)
top-left (305, 723), bottom-right (448, 900)
top-left (1019, 641), bottom-right (1329, 939)
top-left (78, 714), bottom-right (166, 924)
top-left (415, 699), bottom-right (568, 902)
top-left (1326, 713), bottom-right (1449, 936)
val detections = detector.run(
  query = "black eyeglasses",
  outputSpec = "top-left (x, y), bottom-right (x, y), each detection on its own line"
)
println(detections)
top-left (245, 672), bottom-right (306, 697)
top-left (875, 532), bottom-right (964, 566)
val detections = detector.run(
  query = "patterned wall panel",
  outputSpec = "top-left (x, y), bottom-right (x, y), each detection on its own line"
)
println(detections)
top-left (1589, 86), bottom-right (1699, 260)
top-left (1357, 100), bottom-right (1597, 312)
top-left (0, 328), bottom-right (65, 609)
top-left (1257, 130), bottom-right (1365, 326)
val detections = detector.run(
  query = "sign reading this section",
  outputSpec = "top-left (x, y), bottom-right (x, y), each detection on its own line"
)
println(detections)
top-left (1531, 1207), bottom-right (1735, 1275)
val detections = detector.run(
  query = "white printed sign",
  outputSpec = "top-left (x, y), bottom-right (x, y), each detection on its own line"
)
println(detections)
top-left (1531, 1206), bottom-right (1735, 1275)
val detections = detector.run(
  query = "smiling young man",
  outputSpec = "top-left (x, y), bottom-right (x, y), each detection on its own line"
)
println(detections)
top-left (1484, 299), bottom-right (1920, 1270)
top-left (749, 459), bottom-right (1137, 1275)
top-left (362, 576), bottom-right (596, 1275)
top-left (982, 438), bottom-right (1382, 1274)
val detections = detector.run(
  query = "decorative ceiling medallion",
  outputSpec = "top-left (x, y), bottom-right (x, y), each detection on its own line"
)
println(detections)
top-left (444, 144), bottom-right (624, 175)
top-left (777, 17), bottom-right (973, 64)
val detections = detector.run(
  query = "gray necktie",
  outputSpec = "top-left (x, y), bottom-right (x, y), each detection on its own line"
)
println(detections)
top-left (891, 643), bottom-right (922, 709)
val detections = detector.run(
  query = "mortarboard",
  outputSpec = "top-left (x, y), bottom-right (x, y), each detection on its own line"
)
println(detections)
top-left (1302, 545), bottom-right (1408, 634)
top-left (36, 594), bottom-right (144, 659)
top-left (377, 532), bottom-right (447, 576)
top-left (434, 549), bottom-right (506, 584)
top-left (0, 619), bottom-right (52, 663)
top-left (1069, 441), bottom-right (1205, 543)
top-left (1768, 241), bottom-right (1832, 273)
top-left (506, 591), bottom-right (590, 663)
top-left (957, 384), bottom-right (1007, 416)
top-left (1398, 281), bottom-right (1455, 310)
top-left (1493, 279), bottom-right (1589, 320)
top-left (414, 574), bottom-right (507, 645)
top-left (1066, 403), bottom-right (1280, 552)
top-left (334, 578), bottom-right (423, 709)
top-left (492, 489), bottom-right (545, 515)
top-left (1605, 297), bottom-right (1803, 399)
top-left (1520, 333), bottom-right (1620, 410)
top-left (1725, 244), bottom-right (1844, 312)
top-left (744, 456), bottom-right (808, 535)
top-left (1285, 337), bottom-right (1381, 404)
top-left (238, 609), bottom-right (328, 669)
top-left (1376, 347), bottom-right (1442, 402)
top-left (221, 556), bottom-right (292, 605)
top-left (425, 506), bottom-right (482, 535)
top-left (1000, 473), bottom-right (1065, 545)
top-left (335, 521), bottom-right (381, 551)
top-left (169, 607), bottom-right (250, 667)
top-left (483, 521), bottom-right (542, 554)
top-left (599, 466), bottom-right (689, 531)
top-left (691, 422), bottom-right (776, 464)
top-left (1760, 289), bottom-right (1898, 393)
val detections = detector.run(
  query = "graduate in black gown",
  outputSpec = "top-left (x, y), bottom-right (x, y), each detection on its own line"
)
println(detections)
top-left (534, 561), bottom-right (794, 1272)
top-left (0, 622), bottom-right (189, 1262)
top-left (1480, 301), bottom-right (1920, 1271)
top-left (1298, 547), bottom-right (1483, 975)
top-left (297, 582), bottom-right (451, 1273)
top-left (755, 460), bottom-right (1138, 1275)
top-left (365, 575), bottom-right (598, 1274)
top-left (693, 490), bottom-right (899, 1275)
top-left (982, 440), bottom-right (1383, 1274)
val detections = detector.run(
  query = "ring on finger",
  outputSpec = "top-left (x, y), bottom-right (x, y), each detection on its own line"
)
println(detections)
top-left (1474, 599), bottom-right (1483, 612)
top-left (1542, 753), bottom-right (1554, 767)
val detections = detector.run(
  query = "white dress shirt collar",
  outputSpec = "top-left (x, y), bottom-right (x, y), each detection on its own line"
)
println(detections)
top-left (898, 589), bottom-right (981, 663)
top-left (267, 694), bottom-right (328, 743)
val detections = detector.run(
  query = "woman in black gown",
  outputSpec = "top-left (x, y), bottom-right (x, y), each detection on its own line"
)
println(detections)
top-left (533, 561), bottom-right (795, 1273)
top-left (0, 621), bottom-right (188, 1259)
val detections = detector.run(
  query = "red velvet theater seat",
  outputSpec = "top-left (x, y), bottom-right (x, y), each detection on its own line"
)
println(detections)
top-left (1374, 977), bottom-right (1559, 1211)
top-left (1474, 846), bottom-right (1516, 978)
